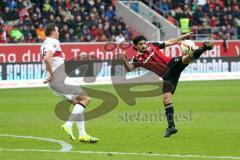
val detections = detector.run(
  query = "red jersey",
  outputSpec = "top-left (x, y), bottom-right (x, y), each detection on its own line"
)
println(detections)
top-left (129, 42), bottom-right (171, 77)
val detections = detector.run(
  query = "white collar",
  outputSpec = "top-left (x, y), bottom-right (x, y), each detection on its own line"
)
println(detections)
top-left (46, 37), bottom-right (58, 41)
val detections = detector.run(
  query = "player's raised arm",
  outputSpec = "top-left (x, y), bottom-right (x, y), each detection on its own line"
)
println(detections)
top-left (165, 32), bottom-right (193, 47)
top-left (120, 54), bottom-right (136, 72)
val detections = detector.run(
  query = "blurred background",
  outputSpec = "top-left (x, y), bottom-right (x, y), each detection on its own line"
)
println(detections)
top-left (0, 0), bottom-right (239, 87)
top-left (0, 1), bottom-right (240, 160)
top-left (0, 0), bottom-right (239, 43)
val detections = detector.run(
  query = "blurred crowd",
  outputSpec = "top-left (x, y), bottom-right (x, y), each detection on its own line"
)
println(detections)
top-left (148, 0), bottom-right (240, 40)
top-left (0, 0), bottom-right (132, 43)
top-left (1, 0), bottom-right (239, 43)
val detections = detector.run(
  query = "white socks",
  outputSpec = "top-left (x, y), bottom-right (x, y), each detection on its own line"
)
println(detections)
top-left (64, 103), bottom-right (87, 136)
top-left (76, 113), bottom-right (87, 136)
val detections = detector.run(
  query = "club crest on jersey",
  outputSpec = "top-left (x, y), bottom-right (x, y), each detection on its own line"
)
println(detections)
top-left (147, 47), bottom-right (153, 52)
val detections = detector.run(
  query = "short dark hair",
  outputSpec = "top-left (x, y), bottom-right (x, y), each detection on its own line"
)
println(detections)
top-left (45, 23), bottom-right (57, 36)
top-left (132, 35), bottom-right (147, 45)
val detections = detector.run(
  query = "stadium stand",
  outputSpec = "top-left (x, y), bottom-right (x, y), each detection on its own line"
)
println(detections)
top-left (141, 0), bottom-right (240, 40)
top-left (0, 0), bottom-right (132, 43)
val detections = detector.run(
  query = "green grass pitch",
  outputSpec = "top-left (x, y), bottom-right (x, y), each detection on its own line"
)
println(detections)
top-left (0, 80), bottom-right (240, 160)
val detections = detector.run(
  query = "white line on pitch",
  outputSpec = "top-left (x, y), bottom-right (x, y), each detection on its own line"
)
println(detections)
top-left (0, 148), bottom-right (240, 159)
top-left (0, 134), bottom-right (72, 152)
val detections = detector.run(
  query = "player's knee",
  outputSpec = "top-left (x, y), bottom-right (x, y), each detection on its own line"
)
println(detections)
top-left (162, 94), bottom-right (171, 105)
top-left (182, 55), bottom-right (192, 64)
top-left (83, 96), bottom-right (91, 104)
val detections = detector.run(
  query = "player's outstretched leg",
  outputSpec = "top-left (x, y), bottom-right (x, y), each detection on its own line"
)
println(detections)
top-left (61, 102), bottom-right (85, 141)
top-left (74, 95), bottom-right (99, 143)
top-left (164, 127), bottom-right (178, 137)
top-left (163, 92), bottom-right (178, 137)
top-left (79, 134), bottom-right (99, 143)
top-left (62, 95), bottom-right (99, 143)
top-left (189, 42), bottom-right (213, 60)
top-left (164, 103), bottom-right (178, 137)
top-left (203, 42), bottom-right (213, 50)
top-left (77, 109), bottom-right (99, 143)
top-left (62, 123), bottom-right (76, 141)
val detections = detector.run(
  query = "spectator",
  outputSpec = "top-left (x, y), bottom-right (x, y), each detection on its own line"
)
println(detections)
top-left (159, 0), bottom-right (171, 14)
top-left (105, 5), bottom-right (116, 21)
top-left (145, 0), bottom-right (240, 40)
top-left (0, 0), bottom-right (8, 11)
top-left (197, 0), bottom-right (207, 6)
top-left (90, 24), bottom-right (100, 38)
top-left (99, 34), bottom-right (108, 42)
top-left (21, 25), bottom-right (29, 38)
top-left (2, 7), bottom-right (20, 23)
top-left (0, 25), bottom-right (7, 43)
top-left (24, 33), bottom-right (36, 43)
top-left (109, 25), bottom-right (118, 36)
top-left (7, 0), bottom-right (17, 11)
top-left (116, 33), bottom-right (126, 43)
top-left (0, 0), bottom-right (132, 43)
top-left (43, 0), bottom-right (52, 13)
top-left (36, 24), bottom-right (45, 41)
top-left (10, 25), bottom-right (24, 42)
top-left (210, 16), bottom-right (217, 27)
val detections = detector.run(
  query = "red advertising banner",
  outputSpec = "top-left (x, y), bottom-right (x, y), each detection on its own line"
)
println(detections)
top-left (0, 41), bottom-right (239, 63)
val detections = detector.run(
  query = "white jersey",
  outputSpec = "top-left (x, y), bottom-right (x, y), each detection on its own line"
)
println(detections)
top-left (40, 37), bottom-right (77, 100)
top-left (40, 37), bottom-right (64, 71)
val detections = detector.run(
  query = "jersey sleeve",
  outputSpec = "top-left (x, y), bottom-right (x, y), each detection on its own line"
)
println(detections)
top-left (151, 42), bottom-right (165, 49)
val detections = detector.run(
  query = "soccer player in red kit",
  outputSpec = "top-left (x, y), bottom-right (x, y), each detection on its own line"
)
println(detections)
top-left (121, 33), bottom-right (213, 137)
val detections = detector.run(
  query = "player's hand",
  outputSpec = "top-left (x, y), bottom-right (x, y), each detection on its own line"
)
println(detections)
top-left (119, 54), bottom-right (128, 61)
top-left (184, 32), bottom-right (193, 38)
top-left (43, 74), bottom-right (53, 84)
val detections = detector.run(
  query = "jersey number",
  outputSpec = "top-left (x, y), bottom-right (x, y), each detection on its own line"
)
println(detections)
top-left (41, 47), bottom-right (46, 59)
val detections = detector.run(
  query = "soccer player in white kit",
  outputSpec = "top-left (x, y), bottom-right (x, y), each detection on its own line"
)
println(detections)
top-left (40, 23), bottom-right (98, 143)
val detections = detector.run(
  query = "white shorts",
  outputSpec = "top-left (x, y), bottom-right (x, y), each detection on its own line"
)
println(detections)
top-left (49, 86), bottom-right (76, 100)
top-left (48, 78), bottom-right (84, 101)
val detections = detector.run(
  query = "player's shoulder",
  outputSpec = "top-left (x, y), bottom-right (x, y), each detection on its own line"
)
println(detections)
top-left (147, 41), bottom-right (165, 49)
top-left (145, 42), bottom-right (157, 48)
top-left (42, 37), bottom-right (59, 47)
top-left (44, 37), bottom-right (59, 44)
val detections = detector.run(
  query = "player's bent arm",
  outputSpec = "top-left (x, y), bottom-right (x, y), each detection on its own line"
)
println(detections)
top-left (123, 60), bottom-right (136, 72)
top-left (165, 32), bottom-right (193, 47)
top-left (44, 51), bottom-right (54, 75)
